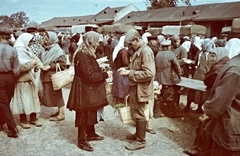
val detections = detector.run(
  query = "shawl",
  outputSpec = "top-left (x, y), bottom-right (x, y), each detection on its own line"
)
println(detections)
top-left (41, 31), bottom-right (65, 65)
top-left (225, 38), bottom-right (240, 59)
top-left (112, 35), bottom-right (125, 61)
top-left (142, 32), bottom-right (151, 43)
top-left (73, 31), bottom-right (100, 62)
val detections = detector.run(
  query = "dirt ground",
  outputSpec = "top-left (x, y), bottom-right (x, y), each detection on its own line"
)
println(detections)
top-left (0, 87), bottom-right (201, 156)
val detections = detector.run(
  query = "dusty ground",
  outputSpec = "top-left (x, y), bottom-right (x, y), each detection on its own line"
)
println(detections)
top-left (0, 87), bottom-right (201, 156)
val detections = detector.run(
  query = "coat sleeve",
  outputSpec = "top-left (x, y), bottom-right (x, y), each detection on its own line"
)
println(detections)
top-left (204, 72), bottom-right (240, 119)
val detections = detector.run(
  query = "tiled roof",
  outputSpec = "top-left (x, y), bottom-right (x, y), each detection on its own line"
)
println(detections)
top-left (116, 1), bottom-right (240, 24)
top-left (40, 15), bottom-right (94, 27)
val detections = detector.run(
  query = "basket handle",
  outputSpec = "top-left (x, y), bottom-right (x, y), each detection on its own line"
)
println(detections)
top-left (124, 94), bottom-right (130, 107)
top-left (55, 63), bottom-right (61, 73)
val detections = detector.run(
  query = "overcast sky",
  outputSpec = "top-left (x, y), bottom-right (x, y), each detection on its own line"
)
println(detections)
top-left (1, 0), bottom-right (240, 23)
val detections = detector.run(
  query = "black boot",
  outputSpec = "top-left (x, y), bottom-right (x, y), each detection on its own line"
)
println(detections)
top-left (167, 101), bottom-right (179, 118)
top-left (7, 127), bottom-right (18, 138)
top-left (78, 126), bottom-right (93, 152)
top-left (125, 120), bottom-right (147, 151)
top-left (86, 125), bottom-right (104, 141)
top-left (153, 100), bottom-right (165, 118)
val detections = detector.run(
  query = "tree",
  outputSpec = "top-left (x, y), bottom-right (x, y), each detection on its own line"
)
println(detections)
top-left (0, 11), bottom-right (29, 28)
top-left (147, 0), bottom-right (192, 10)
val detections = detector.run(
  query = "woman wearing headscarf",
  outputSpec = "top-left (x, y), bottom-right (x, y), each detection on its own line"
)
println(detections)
top-left (183, 38), bottom-right (214, 113)
top-left (66, 31), bottom-right (112, 152)
top-left (225, 38), bottom-right (240, 59)
top-left (188, 36), bottom-right (202, 76)
top-left (40, 31), bottom-right (66, 121)
top-left (184, 47), bottom-right (230, 156)
top-left (111, 35), bottom-right (130, 104)
top-left (10, 33), bottom-right (45, 129)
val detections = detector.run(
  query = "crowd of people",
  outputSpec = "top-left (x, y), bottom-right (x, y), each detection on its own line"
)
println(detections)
top-left (0, 25), bottom-right (240, 155)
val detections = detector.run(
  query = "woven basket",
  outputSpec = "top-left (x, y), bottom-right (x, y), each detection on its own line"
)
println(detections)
top-left (51, 63), bottom-right (74, 90)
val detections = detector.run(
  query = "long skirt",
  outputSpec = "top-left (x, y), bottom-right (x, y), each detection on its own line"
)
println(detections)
top-left (41, 82), bottom-right (65, 107)
top-left (10, 81), bottom-right (40, 115)
top-left (111, 70), bottom-right (129, 99)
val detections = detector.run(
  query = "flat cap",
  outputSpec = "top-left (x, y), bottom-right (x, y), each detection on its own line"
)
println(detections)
top-left (26, 26), bottom-right (37, 33)
top-left (147, 36), bottom-right (158, 41)
top-left (124, 29), bottom-right (139, 47)
top-left (220, 33), bottom-right (228, 37)
top-left (115, 28), bottom-right (125, 34)
top-left (37, 27), bottom-right (46, 32)
top-left (0, 27), bottom-right (13, 35)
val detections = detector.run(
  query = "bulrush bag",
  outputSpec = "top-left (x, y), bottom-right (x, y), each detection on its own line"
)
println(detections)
top-left (51, 63), bottom-right (74, 90)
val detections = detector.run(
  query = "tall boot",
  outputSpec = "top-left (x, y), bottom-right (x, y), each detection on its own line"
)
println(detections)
top-left (86, 125), bottom-right (104, 141)
top-left (20, 114), bottom-right (30, 129)
top-left (30, 113), bottom-right (42, 127)
top-left (125, 120), bottom-right (147, 151)
top-left (78, 126), bottom-right (93, 152)
top-left (167, 101), bottom-right (180, 118)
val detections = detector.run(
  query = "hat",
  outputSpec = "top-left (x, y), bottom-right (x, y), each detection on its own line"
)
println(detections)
top-left (115, 28), bottom-right (125, 34)
top-left (0, 27), bottom-right (13, 35)
top-left (147, 36), bottom-right (158, 41)
top-left (37, 27), bottom-right (46, 32)
top-left (161, 40), bottom-right (171, 46)
top-left (220, 33), bottom-right (228, 38)
top-left (124, 29), bottom-right (139, 47)
top-left (26, 26), bottom-right (37, 33)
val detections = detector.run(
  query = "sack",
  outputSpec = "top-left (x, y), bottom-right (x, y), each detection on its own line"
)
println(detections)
top-left (170, 71), bottom-right (181, 84)
top-left (118, 95), bottom-right (134, 124)
top-left (51, 63), bottom-right (75, 90)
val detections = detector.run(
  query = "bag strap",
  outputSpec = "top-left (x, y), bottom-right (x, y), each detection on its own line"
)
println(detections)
top-left (55, 63), bottom-right (61, 73)
top-left (125, 94), bottom-right (130, 107)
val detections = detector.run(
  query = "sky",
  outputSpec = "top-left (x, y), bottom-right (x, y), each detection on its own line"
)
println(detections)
top-left (1, 0), bottom-right (240, 24)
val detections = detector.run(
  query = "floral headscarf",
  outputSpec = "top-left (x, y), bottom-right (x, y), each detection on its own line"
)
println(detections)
top-left (29, 34), bottom-right (44, 58)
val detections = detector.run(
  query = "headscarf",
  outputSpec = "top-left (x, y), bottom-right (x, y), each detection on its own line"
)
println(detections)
top-left (74, 31), bottom-right (100, 59)
top-left (210, 47), bottom-right (229, 62)
top-left (29, 34), bottom-right (44, 59)
top-left (193, 36), bottom-right (202, 50)
top-left (225, 38), bottom-right (240, 59)
top-left (142, 32), bottom-right (151, 43)
top-left (157, 35), bottom-right (165, 44)
top-left (41, 31), bottom-right (65, 65)
top-left (112, 35), bottom-right (125, 61)
top-left (181, 40), bottom-right (191, 52)
top-left (14, 33), bottom-right (35, 82)
top-left (201, 38), bottom-right (214, 52)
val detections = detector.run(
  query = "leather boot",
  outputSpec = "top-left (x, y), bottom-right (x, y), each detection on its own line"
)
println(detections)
top-left (153, 100), bottom-right (165, 118)
top-left (78, 126), bottom-right (93, 152)
top-left (125, 120), bottom-right (147, 151)
top-left (86, 125), bottom-right (104, 141)
top-left (7, 127), bottom-right (19, 138)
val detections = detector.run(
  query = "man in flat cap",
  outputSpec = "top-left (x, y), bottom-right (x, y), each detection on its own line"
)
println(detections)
top-left (0, 26), bottom-right (21, 138)
top-left (118, 29), bottom-right (156, 151)
top-left (155, 40), bottom-right (182, 118)
top-left (111, 28), bottom-right (125, 49)
top-left (26, 26), bottom-right (37, 34)
top-left (37, 27), bottom-right (46, 36)
top-left (147, 36), bottom-right (159, 57)
top-left (216, 33), bottom-right (228, 47)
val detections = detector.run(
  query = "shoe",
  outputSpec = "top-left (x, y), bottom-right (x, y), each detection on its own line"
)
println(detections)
top-left (50, 112), bottom-right (59, 117)
top-left (30, 120), bottom-right (43, 127)
top-left (146, 128), bottom-right (156, 134)
top-left (153, 112), bottom-right (165, 118)
top-left (125, 140), bottom-right (146, 151)
top-left (99, 118), bottom-right (104, 121)
top-left (87, 134), bottom-right (104, 141)
top-left (78, 141), bottom-right (94, 152)
top-left (126, 133), bottom-right (137, 140)
top-left (183, 148), bottom-right (204, 156)
top-left (49, 115), bottom-right (65, 121)
top-left (7, 129), bottom-right (19, 138)
top-left (20, 122), bottom-right (31, 129)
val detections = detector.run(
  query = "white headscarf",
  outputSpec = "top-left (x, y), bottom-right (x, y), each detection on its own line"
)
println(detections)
top-left (112, 35), bottom-right (125, 61)
top-left (193, 36), bottom-right (202, 50)
top-left (181, 40), bottom-right (191, 52)
top-left (225, 38), bottom-right (240, 59)
top-left (142, 32), bottom-right (151, 43)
